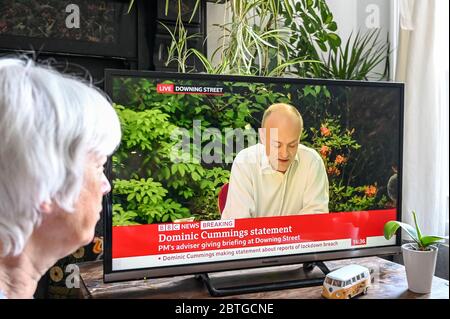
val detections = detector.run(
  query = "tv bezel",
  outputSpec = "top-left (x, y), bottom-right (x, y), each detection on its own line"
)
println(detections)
top-left (103, 69), bottom-right (404, 283)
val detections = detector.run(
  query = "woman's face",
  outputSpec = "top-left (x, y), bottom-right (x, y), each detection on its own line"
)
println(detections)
top-left (71, 153), bottom-right (110, 246)
top-left (35, 153), bottom-right (111, 261)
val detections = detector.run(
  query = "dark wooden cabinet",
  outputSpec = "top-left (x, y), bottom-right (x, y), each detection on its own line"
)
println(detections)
top-left (0, 0), bottom-right (208, 88)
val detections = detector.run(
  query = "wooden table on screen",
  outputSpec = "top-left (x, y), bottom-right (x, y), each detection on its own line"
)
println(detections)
top-left (77, 256), bottom-right (449, 299)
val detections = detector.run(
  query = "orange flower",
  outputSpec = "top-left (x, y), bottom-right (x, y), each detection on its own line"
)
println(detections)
top-left (327, 166), bottom-right (341, 176)
top-left (320, 145), bottom-right (331, 157)
top-left (365, 185), bottom-right (377, 197)
top-left (320, 126), bottom-right (331, 137)
top-left (335, 155), bottom-right (346, 165)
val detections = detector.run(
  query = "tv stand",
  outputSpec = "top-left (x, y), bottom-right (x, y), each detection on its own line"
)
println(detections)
top-left (196, 262), bottom-right (331, 297)
top-left (78, 257), bottom-right (449, 299)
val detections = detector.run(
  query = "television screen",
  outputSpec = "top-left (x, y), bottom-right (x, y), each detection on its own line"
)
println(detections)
top-left (103, 70), bottom-right (403, 282)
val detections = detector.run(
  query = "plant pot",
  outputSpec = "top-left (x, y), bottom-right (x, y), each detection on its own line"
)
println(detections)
top-left (401, 243), bottom-right (438, 294)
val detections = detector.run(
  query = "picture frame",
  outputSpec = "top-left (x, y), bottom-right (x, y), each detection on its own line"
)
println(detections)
top-left (0, 0), bottom-right (137, 58)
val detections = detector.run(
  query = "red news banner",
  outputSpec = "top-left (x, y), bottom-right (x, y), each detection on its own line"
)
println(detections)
top-left (113, 209), bottom-right (396, 259)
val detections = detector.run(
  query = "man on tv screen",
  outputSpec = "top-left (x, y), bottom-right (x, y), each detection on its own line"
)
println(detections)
top-left (222, 103), bottom-right (329, 219)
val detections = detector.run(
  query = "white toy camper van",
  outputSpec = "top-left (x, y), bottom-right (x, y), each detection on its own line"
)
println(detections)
top-left (322, 264), bottom-right (372, 299)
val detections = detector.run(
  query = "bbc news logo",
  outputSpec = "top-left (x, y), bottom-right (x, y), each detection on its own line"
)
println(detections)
top-left (158, 223), bottom-right (181, 231)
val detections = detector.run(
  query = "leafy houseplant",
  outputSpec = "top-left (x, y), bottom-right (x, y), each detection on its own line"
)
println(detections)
top-left (128, 0), bottom-right (389, 79)
top-left (384, 211), bottom-right (447, 293)
top-left (384, 211), bottom-right (447, 251)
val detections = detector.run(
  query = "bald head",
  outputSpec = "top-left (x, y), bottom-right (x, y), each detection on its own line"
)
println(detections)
top-left (262, 103), bottom-right (303, 133)
top-left (260, 103), bottom-right (304, 173)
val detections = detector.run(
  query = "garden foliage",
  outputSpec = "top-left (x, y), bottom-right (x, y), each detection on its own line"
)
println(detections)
top-left (112, 78), bottom-right (390, 226)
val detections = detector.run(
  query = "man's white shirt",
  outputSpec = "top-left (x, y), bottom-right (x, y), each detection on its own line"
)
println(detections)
top-left (222, 143), bottom-right (329, 219)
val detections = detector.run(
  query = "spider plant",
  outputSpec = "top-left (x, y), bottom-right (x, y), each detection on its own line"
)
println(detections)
top-left (194, 0), bottom-right (320, 76)
top-left (128, 0), bottom-right (391, 81)
top-left (320, 29), bottom-right (391, 80)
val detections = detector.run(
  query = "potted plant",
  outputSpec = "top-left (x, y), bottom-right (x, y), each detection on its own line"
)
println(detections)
top-left (384, 211), bottom-right (448, 293)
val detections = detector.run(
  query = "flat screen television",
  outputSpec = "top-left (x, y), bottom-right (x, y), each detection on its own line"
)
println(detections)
top-left (103, 70), bottom-right (404, 295)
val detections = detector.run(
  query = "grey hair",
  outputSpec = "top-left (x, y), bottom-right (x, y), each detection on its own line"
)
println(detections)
top-left (0, 57), bottom-right (121, 257)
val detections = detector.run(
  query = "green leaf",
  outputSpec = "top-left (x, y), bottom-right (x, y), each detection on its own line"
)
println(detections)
top-left (411, 211), bottom-right (422, 241)
top-left (420, 235), bottom-right (447, 247)
top-left (178, 164), bottom-right (185, 177)
top-left (173, 213), bottom-right (183, 219)
top-left (303, 86), bottom-right (316, 97)
top-left (384, 221), bottom-right (419, 244)
top-left (191, 172), bottom-right (201, 181)
top-left (327, 21), bottom-right (337, 32)
top-left (163, 167), bottom-right (170, 179)
top-left (315, 85), bottom-right (321, 94)
top-left (327, 33), bottom-right (341, 47)
top-left (127, 0), bottom-right (135, 14)
top-left (255, 95), bottom-right (267, 105)
top-left (317, 41), bottom-right (327, 52)
top-left (189, 0), bottom-right (200, 23)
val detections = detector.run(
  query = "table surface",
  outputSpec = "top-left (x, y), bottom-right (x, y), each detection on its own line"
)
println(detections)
top-left (78, 256), bottom-right (449, 299)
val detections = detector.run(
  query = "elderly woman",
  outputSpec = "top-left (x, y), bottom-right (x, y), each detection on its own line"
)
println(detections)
top-left (0, 57), bottom-right (121, 298)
